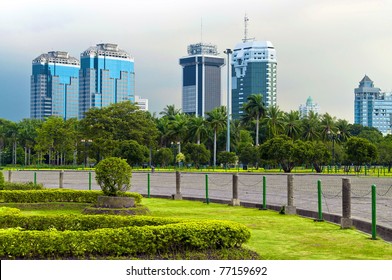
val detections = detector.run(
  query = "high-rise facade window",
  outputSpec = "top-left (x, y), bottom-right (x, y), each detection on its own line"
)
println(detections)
top-left (231, 40), bottom-right (277, 119)
top-left (31, 51), bottom-right (80, 120)
top-left (179, 43), bottom-right (225, 117)
top-left (79, 43), bottom-right (135, 118)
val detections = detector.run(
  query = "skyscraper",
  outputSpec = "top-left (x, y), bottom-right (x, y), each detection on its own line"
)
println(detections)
top-left (79, 43), bottom-right (135, 118)
top-left (31, 51), bottom-right (80, 120)
top-left (354, 75), bottom-right (381, 127)
top-left (179, 43), bottom-right (225, 117)
top-left (354, 75), bottom-right (392, 134)
top-left (231, 40), bottom-right (277, 119)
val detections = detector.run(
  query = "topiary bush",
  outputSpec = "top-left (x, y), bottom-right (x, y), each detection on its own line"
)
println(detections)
top-left (95, 157), bottom-right (132, 196)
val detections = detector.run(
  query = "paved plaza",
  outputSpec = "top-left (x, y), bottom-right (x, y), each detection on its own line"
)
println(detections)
top-left (2, 170), bottom-right (392, 230)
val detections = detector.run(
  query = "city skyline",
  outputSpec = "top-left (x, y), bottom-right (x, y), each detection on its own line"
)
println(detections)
top-left (1, 0), bottom-right (392, 122)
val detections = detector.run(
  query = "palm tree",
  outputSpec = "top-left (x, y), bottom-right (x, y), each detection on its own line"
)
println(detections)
top-left (336, 119), bottom-right (351, 142)
top-left (301, 111), bottom-right (321, 141)
top-left (242, 94), bottom-right (265, 146)
top-left (166, 114), bottom-right (189, 153)
top-left (206, 106), bottom-right (227, 168)
top-left (263, 106), bottom-right (284, 139)
top-left (160, 104), bottom-right (181, 120)
top-left (283, 110), bottom-right (302, 140)
top-left (320, 113), bottom-right (337, 141)
top-left (187, 116), bottom-right (209, 144)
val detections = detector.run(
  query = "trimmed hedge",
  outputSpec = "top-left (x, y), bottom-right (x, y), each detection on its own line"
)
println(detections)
top-left (0, 182), bottom-right (44, 190)
top-left (0, 214), bottom-right (179, 230)
top-left (0, 190), bottom-right (143, 204)
top-left (0, 215), bottom-right (251, 259)
top-left (0, 207), bottom-right (21, 215)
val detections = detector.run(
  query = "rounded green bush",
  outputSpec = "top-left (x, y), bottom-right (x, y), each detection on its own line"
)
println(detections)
top-left (95, 157), bottom-right (132, 196)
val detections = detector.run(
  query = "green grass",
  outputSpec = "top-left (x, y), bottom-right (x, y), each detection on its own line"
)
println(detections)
top-left (15, 198), bottom-right (392, 260)
top-left (141, 198), bottom-right (392, 260)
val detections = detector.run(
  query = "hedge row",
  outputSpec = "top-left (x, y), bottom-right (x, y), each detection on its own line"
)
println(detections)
top-left (0, 220), bottom-right (250, 259)
top-left (0, 214), bottom-right (182, 231)
top-left (0, 182), bottom-right (44, 190)
top-left (0, 190), bottom-right (143, 204)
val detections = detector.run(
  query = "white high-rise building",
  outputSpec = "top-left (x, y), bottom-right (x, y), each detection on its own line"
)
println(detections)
top-left (231, 40), bottom-right (277, 119)
top-left (299, 96), bottom-right (319, 118)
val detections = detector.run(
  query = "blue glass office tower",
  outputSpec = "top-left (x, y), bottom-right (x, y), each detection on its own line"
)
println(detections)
top-left (231, 40), bottom-right (277, 119)
top-left (179, 43), bottom-right (225, 117)
top-left (31, 51), bottom-right (80, 120)
top-left (354, 75), bottom-right (392, 134)
top-left (79, 43), bottom-right (135, 118)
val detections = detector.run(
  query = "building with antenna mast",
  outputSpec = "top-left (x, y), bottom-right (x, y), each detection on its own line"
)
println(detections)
top-left (179, 43), bottom-right (225, 117)
top-left (231, 15), bottom-right (277, 119)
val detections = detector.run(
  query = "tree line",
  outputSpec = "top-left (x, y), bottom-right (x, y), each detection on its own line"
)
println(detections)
top-left (0, 94), bottom-right (390, 172)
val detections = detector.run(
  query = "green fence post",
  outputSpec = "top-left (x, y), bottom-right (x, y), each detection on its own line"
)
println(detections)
top-left (205, 174), bottom-right (209, 204)
top-left (317, 179), bottom-right (323, 221)
top-left (34, 172), bottom-right (37, 186)
top-left (365, 165), bottom-right (367, 176)
top-left (147, 173), bottom-right (151, 198)
top-left (262, 176), bottom-right (267, 210)
top-left (88, 172), bottom-right (92, 191)
top-left (372, 184), bottom-right (377, 240)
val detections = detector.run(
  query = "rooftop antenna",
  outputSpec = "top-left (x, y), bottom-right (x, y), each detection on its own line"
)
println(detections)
top-left (243, 14), bottom-right (255, 42)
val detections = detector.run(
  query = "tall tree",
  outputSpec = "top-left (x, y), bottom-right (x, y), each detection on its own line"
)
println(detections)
top-left (166, 114), bottom-right (189, 152)
top-left (159, 104), bottom-right (181, 120)
top-left (301, 111), bottom-right (321, 141)
top-left (242, 94), bottom-right (265, 146)
top-left (18, 118), bottom-right (43, 165)
top-left (187, 116), bottom-right (209, 144)
top-left (335, 119), bottom-right (351, 142)
top-left (283, 110), bottom-right (302, 140)
top-left (320, 113), bottom-right (337, 141)
top-left (206, 106), bottom-right (227, 168)
top-left (80, 101), bottom-right (159, 162)
top-left (263, 106), bottom-right (284, 139)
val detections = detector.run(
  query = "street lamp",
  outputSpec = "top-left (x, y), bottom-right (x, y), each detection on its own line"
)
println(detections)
top-left (327, 129), bottom-right (340, 166)
top-left (224, 48), bottom-right (232, 152)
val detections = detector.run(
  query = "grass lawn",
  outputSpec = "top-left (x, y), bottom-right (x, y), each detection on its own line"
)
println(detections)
top-left (15, 198), bottom-right (392, 260)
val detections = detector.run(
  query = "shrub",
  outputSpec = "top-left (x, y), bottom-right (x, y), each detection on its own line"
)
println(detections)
top-left (0, 182), bottom-right (44, 190)
top-left (0, 207), bottom-right (21, 215)
top-left (0, 172), bottom-right (4, 188)
top-left (95, 157), bottom-right (132, 196)
top-left (0, 190), bottom-right (142, 204)
top-left (0, 215), bottom-right (251, 259)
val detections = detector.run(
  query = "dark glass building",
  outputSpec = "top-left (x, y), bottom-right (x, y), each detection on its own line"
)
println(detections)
top-left (179, 43), bottom-right (225, 117)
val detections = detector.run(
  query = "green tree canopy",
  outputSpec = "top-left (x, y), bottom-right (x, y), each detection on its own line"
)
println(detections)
top-left (183, 143), bottom-right (210, 168)
top-left (346, 136), bottom-right (377, 166)
top-left (80, 101), bottom-right (159, 161)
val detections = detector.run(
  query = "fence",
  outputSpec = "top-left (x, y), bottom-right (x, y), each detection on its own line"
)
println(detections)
top-left (2, 170), bottom-right (392, 241)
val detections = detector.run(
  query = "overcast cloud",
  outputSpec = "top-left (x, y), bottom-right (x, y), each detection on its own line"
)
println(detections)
top-left (1, 0), bottom-right (391, 122)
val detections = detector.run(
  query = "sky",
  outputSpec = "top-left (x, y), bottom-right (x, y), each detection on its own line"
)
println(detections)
top-left (1, 0), bottom-right (392, 123)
